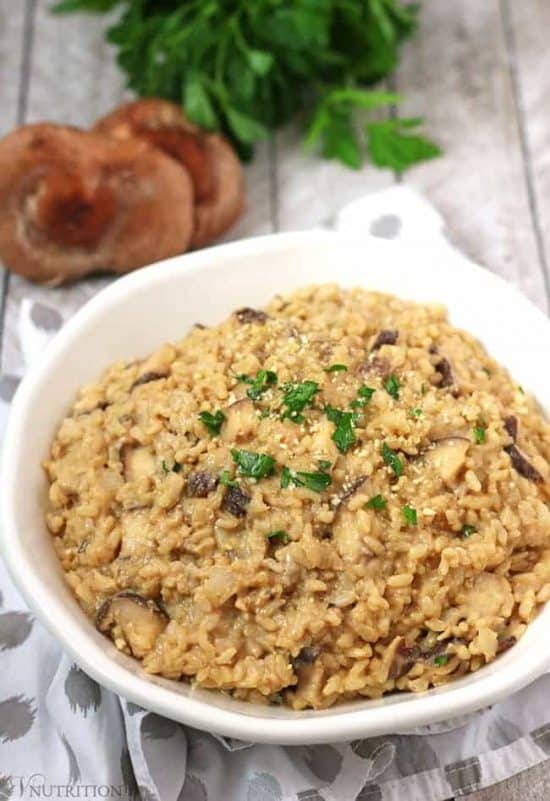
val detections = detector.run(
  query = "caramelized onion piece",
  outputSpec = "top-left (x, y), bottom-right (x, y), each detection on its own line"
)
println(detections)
top-left (96, 591), bottom-right (168, 658)
top-left (0, 123), bottom-right (194, 283)
top-left (94, 99), bottom-right (244, 248)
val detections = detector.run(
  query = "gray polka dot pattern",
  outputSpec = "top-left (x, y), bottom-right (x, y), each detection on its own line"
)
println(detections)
top-left (0, 695), bottom-right (36, 742)
top-left (0, 375), bottom-right (20, 403)
top-left (177, 774), bottom-right (208, 801)
top-left (301, 745), bottom-right (343, 783)
top-left (394, 735), bottom-right (438, 776)
top-left (297, 791), bottom-right (325, 801)
top-left (531, 723), bottom-right (550, 755)
top-left (445, 757), bottom-right (482, 797)
top-left (60, 733), bottom-right (81, 784)
top-left (0, 776), bottom-right (13, 801)
top-left (355, 783), bottom-right (383, 801)
top-left (64, 664), bottom-right (101, 716)
top-left (487, 715), bottom-right (522, 749)
top-left (369, 213), bottom-right (402, 239)
top-left (126, 701), bottom-right (146, 716)
top-left (246, 773), bottom-right (282, 801)
top-left (351, 737), bottom-right (395, 780)
top-left (142, 713), bottom-right (179, 740)
top-left (30, 302), bottom-right (63, 332)
top-left (0, 612), bottom-right (33, 651)
top-left (120, 747), bottom-right (140, 801)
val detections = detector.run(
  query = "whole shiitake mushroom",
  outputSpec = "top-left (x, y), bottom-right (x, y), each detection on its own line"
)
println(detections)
top-left (94, 99), bottom-right (245, 249)
top-left (0, 123), bottom-right (194, 284)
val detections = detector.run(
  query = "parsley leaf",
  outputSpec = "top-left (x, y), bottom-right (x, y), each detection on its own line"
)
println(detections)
top-left (281, 380), bottom-right (319, 423)
top-left (280, 467), bottom-right (331, 493)
top-left (351, 386), bottom-right (376, 410)
top-left (409, 407), bottom-right (423, 418)
top-left (384, 373), bottom-right (401, 400)
top-left (367, 118), bottom-right (441, 172)
top-left (246, 369), bottom-right (278, 400)
top-left (324, 364), bottom-right (348, 373)
top-left (219, 469), bottom-right (239, 488)
top-left (325, 405), bottom-right (356, 453)
top-left (434, 654), bottom-right (449, 667)
top-left (317, 459), bottom-right (332, 471)
top-left (461, 524), bottom-right (476, 538)
top-left (402, 505), bottom-right (417, 525)
top-left (199, 409), bottom-right (226, 436)
top-left (381, 442), bottom-right (403, 477)
top-left (231, 449), bottom-right (276, 480)
top-left (473, 421), bottom-right (486, 444)
top-left (365, 494), bottom-right (387, 511)
top-left (266, 530), bottom-right (289, 545)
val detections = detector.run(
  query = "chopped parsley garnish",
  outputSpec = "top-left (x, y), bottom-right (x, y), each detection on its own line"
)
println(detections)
top-left (235, 373), bottom-right (253, 384)
top-left (351, 385), bottom-right (375, 410)
top-left (266, 530), bottom-right (290, 545)
top-left (326, 405), bottom-right (356, 453)
top-left (198, 409), bottom-right (226, 436)
top-left (381, 442), bottom-right (403, 477)
top-left (518, 385), bottom-right (525, 394)
top-left (365, 494), bottom-right (387, 511)
top-left (324, 364), bottom-right (348, 373)
top-left (402, 505), bottom-right (417, 525)
top-left (258, 408), bottom-right (271, 420)
top-left (172, 461), bottom-right (182, 473)
top-left (231, 449), bottom-right (276, 480)
top-left (434, 654), bottom-right (449, 667)
top-left (482, 367), bottom-right (491, 377)
top-left (420, 383), bottom-right (427, 396)
top-left (473, 420), bottom-right (486, 444)
top-left (280, 467), bottom-right (331, 493)
top-left (461, 524), bottom-right (476, 538)
top-left (281, 380), bottom-right (320, 423)
top-left (409, 407), bottom-right (423, 418)
top-left (246, 369), bottom-right (278, 400)
top-left (219, 469), bottom-right (239, 488)
top-left (384, 373), bottom-right (401, 400)
top-left (317, 459), bottom-right (332, 471)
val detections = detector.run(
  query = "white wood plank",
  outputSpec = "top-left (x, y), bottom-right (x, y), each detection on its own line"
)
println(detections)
top-left (464, 760), bottom-right (550, 801)
top-left (504, 0), bottom-right (550, 307)
top-left (0, 2), bottom-right (26, 136)
top-left (274, 117), bottom-right (395, 231)
top-left (394, 0), bottom-right (548, 312)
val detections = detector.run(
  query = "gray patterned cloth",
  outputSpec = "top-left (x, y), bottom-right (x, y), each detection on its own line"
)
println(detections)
top-left (1, 188), bottom-right (549, 801)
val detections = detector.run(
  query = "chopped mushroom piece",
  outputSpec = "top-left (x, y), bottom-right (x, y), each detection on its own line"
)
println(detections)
top-left (96, 591), bottom-right (168, 658)
top-left (336, 475), bottom-right (368, 507)
top-left (221, 484), bottom-right (251, 517)
top-left (234, 307), bottom-right (268, 324)
top-left (371, 329), bottom-right (398, 350)
top-left (131, 370), bottom-right (168, 389)
top-left (425, 437), bottom-right (470, 483)
top-left (0, 123), bottom-right (194, 283)
top-left (292, 646), bottom-right (320, 670)
top-left (503, 415), bottom-right (518, 441)
top-left (187, 471), bottom-right (218, 498)
top-left (434, 357), bottom-right (454, 388)
top-left (222, 398), bottom-right (259, 443)
top-left (121, 445), bottom-right (156, 482)
top-left (504, 444), bottom-right (543, 483)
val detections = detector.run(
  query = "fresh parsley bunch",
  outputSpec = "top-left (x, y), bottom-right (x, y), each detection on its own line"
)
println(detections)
top-left (52, 0), bottom-right (440, 171)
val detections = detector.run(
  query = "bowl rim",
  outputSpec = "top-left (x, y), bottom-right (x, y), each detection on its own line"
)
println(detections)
top-left (2, 228), bottom-right (550, 744)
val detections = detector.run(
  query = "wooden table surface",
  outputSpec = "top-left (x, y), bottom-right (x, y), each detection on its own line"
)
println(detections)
top-left (0, 1), bottom-right (549, 799)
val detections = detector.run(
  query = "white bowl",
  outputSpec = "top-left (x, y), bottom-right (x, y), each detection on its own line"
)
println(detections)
top-left (2, 230), bottom-right (549, 744)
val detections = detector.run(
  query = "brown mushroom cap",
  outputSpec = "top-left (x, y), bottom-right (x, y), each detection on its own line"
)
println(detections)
top-left (93, 99), bottom-right (245, 248)
top-left (96, 590), bottom-right (168, 658)
top-left (0, 123), bottom-right (194, 284)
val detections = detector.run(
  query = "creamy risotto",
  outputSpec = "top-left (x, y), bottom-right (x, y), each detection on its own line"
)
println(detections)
top-left (44, 285), bottom-right (550, 709)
